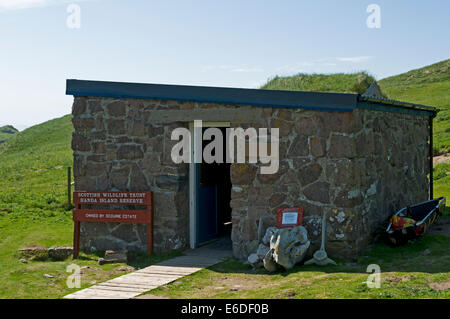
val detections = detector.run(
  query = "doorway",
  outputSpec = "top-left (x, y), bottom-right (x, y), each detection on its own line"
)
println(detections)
top-left (189, 123), bottom-right (232, 248)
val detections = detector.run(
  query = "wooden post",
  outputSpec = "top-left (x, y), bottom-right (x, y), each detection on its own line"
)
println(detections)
top-left (147, 192), bottom-right (153, 256)
top-left (67, 167), bottom-right (72, 206)
top-left (73, 221), bottom-right (80, 259)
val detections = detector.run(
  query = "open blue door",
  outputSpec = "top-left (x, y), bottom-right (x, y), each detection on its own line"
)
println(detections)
top-left (196, 163), bottom-right (218, 245)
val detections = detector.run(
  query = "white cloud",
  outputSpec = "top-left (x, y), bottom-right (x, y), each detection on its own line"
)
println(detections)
top-left (201, 64), bottom-right (263, 73)
top-left (336, 56), bottom-right (374, 63)
top-left (230, 67), bottom-right (263, 73)
top-left (0, 0), bottom-right (90, 12)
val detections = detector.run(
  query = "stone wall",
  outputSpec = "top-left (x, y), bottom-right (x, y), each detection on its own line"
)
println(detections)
top-left (72, 97), bottom-right (190, 253)
top-left (71, 96), bottom-right (430, 259)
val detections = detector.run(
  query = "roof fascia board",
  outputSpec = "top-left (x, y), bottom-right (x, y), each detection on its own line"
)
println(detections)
top-left (356, 101), bottom-right (436, 117)
top-left (66, 79), bottom-right (357, 112)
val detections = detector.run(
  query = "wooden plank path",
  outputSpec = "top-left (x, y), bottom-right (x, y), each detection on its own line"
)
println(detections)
top-left (64, 246), bottom-right (231, 299)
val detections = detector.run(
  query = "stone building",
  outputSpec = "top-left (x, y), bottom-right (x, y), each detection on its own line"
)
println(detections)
top-left (67, 79), bottom-right (437, 259)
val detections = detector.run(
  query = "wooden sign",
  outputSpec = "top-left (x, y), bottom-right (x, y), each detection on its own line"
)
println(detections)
top-left (276, 207), bottom-right (303, 228)
top-left (73, 191), bottom-right (153, 258)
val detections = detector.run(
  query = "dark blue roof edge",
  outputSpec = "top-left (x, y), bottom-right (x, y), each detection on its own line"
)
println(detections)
top-left (65, 79), bottom-right (437, 116)
top-left (66, 79), bottom-right (357, 112)
top-left (357, 101), bottom-right (436, 117)
top-left (358, 95), bottom-right (438, 117)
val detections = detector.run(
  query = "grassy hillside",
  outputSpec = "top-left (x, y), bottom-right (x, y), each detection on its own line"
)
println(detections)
top-left (0, 125), bottom-right (19, 145)
top-left (0, 115), bottom-right (73, 208)
top-left (379, 59), bottom-right (450, 155)
top-left (0, 115), bottom-right (74, 297)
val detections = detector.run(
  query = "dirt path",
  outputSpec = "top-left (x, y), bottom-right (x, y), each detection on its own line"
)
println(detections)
top-left (433, 153), bottom-right (450, 165)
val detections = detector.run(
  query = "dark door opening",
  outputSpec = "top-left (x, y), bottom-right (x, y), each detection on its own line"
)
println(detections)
top-left (196, 127), bottom-right (232, 246)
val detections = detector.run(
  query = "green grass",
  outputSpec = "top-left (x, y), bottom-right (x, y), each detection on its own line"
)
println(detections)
top-left (261, 71), bottom-right (385, 96)
top-left (0, 125), bottom-right (18, 145)
top-left (434, 163), bottom-right (450, 200)
top-left (0, 215), bottom-right (179, 298)
top-left (379, 59), bottom-right (450, 155)
top-left (0, 115), bottom-right (74, 220)
top-left (143, 228), bottom-right (450, 299)
top-left (0, 115), bottom-right (179, 298)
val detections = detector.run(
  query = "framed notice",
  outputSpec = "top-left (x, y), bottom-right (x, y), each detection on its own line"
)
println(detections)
top-left (276, 207), bottom-right (303, 228)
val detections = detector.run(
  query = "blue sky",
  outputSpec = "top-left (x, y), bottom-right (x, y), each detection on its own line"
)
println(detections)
top-left (0, 0), bottom-right (449, 130)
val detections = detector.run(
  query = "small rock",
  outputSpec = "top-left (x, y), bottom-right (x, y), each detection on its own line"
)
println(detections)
top-left (19, 258), bottom-right (28, 264)
top-left (98, 250), bottom-right (128, 265)
top-left (248, 253), bottom-right (259, 265)
top-left (105, 250), bottom-right (127, 262)
top-left (248, 252), bottom-right (264, 269)
top-left (48, 246), bottom-right (73, 260)
top-left (256, 244), bottom-right (269, 259)
top-left (43, 274), bottom-right (54, 279)
top-left (115, 265), bottom-right (135, 272)
top-left (422, 249), bottom-right (431, 256)
top-left (19, 246), bottom-right (48, 260)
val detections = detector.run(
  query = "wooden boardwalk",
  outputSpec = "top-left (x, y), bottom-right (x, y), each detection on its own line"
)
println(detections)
top-left (64, 245), bottom-right (231, 299)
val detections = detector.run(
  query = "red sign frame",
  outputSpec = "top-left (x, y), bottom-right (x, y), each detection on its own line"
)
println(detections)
top-left (73, 191), bottom-right (153, 258)
top-left (276, 207), bottom-right (303, 228)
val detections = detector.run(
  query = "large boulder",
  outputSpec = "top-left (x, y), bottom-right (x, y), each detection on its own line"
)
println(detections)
top-left (265, 226), bottom-right (310, 270)
top-left (249, 226), bottom-right (311, 271)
